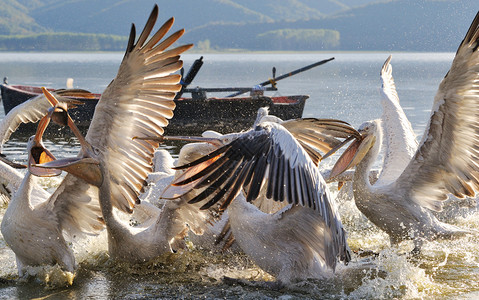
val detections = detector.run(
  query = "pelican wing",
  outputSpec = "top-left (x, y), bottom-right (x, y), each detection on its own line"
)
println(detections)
top-left (376, 56), bottom-right (418, 185)
top-left (39, 175), bottom-right (104, 236)
top-left (281, 118), bottom-right (360, 166)
top-left (85, 5), bottom-right (192, 213)
top-left (395, 12), bottom-right (479, 211)
top-left (164, 122), bottom-right (339, 228)
top-left (0, 91), bottom-right (86, 150)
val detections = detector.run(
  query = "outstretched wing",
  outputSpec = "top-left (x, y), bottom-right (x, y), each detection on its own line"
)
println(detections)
top-left (84, 5), bottom-right (192, 213)
top-left (163, 121), bottom-right (350, 266)
top-left (376, 55), bottom-right (418, 185)
top-left (395, 11), bottom-right (479, 211)
top-left (163, 122), bottom-right (338, 226)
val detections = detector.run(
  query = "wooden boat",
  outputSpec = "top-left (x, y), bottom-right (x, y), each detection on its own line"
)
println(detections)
top-left (0, 57), bottom-right (338, 136)
top-left (0, 83), bottom-right (307, 135)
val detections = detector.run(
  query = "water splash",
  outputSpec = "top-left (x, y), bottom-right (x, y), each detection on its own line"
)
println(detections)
top-left (19, 265), bottom-right (75, 288)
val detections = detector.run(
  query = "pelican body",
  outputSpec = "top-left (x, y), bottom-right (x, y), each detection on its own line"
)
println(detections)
top-left (1, 171), bottom-right (74, 275)
top-left (352, 121), bottom-right (470, 248)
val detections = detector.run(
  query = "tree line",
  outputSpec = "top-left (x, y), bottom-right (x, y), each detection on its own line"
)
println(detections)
top-left (0, 33), bottom-right (127, 51)
top-left (0, 29), bottom-right (340, 51)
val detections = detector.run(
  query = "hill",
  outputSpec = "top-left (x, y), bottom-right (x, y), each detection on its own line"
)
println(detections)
top-left (0, 0), bottom-right (476, 51)
top-left (3, 0), bottom-right (368, 35)
top-left (181, 0), bottom-right (479, 51)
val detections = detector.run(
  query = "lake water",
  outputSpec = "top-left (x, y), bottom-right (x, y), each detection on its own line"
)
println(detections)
top-left (0, 51), bottom-right (478, 299)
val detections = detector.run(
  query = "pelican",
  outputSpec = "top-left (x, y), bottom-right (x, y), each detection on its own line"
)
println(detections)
top-left (1, 4), bottom-right (192, 276)
top-left (32, 5), bottom-right (194, 263)
top-left (141, 108), bottom-right (358, 284)
top-left (330, 11), bottom-right (479, 252)
top-left (1, 111), bottom-right (104, 278)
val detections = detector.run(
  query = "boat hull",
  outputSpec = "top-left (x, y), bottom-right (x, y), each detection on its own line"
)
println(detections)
top-left (0, 84), bottom-right (307, 136)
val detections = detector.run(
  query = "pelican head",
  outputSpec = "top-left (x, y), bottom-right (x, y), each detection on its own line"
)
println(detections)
top-left (356, 119), bottom-right (382, 160)
top-left (253, 107), bottom-right (270, 126)
top-left (357, 119), bottom-right (381, 138)
top-left (328, 119), bottom-right (379, 179)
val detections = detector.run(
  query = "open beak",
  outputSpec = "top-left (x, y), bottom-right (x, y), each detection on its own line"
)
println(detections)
top-left (328, 133), bottom-right (376, 179)
top-left (28, 114), bottom-right (62, 177)
top-left (41, 87), bottom-right (91, 151)
top-left (32, 88), bottom-right (102, 185)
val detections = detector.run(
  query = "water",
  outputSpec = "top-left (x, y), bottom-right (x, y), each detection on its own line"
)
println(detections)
top-left (0, 51), bottom-right (478, 299)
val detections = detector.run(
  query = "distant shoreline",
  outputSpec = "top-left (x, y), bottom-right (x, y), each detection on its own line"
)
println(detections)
top-left (0, 49), bottom-right (457, 54)
top-left (0, 33), bottom-right (458, 53)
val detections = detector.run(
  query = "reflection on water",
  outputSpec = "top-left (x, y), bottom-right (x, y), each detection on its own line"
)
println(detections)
top-left (0, 51), bottom-right (478, 299)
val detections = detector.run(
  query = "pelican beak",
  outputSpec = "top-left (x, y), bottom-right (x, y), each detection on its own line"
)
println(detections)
top-left (41, 87), bottom-right (58, 106)
top-left (328, 133), bottom-right (376, 179)
top-left (28, 115), bottom-right (62, 177)
top-left (34, 157), bottom-right (102, 187)
top-left (33, 88), bottom-right (101, 183)
top-left (41, 87), bottom-right (92, 153)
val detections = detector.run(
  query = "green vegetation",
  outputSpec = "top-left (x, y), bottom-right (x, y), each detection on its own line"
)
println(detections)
top-left (256, 29), bottom-right (340, 50)
top-left (0, 33), bottom-right (127, 51)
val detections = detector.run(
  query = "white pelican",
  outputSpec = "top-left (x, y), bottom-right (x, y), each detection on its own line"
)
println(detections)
top-left (1, 4), bottom-right (192, 276)
top-left (330, 11), bottom-right (479, 252)
top-left (147, 108), bottom-right (357, 284)
top-left (32, 5), bottom-right (194, 263)
top-left (1, 112), bottom-right (104, 278)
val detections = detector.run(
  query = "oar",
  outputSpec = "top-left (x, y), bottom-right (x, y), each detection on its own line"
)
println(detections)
top-left (227, 57), bottom-right (334, 97)
top-left (175, 56), bottom-right (204, 99)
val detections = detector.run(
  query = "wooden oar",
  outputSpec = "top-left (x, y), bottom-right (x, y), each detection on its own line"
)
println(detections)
top-left (227, 57), bottom-right (334, 97)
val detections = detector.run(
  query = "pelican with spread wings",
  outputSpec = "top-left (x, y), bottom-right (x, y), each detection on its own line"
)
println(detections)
top-left (1, 5), bottom-right (192, 278)
top-left (329, 11), bottom-right (479, 252)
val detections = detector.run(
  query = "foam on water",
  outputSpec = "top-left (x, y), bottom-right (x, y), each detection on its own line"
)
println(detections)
top-left (1, 168), bottom-right (479, 298)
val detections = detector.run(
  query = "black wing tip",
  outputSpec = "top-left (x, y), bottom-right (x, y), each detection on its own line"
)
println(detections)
top-left (458, 10), bottom-right (479, 52)
top-left (125, 23), bottom-right (136, 55)
top-left (152, 4), bottom-right (159, 15)
top-left (124, 4), bottom-right (160, 55)
top-left (147, 5), bottom-right (159, 27)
